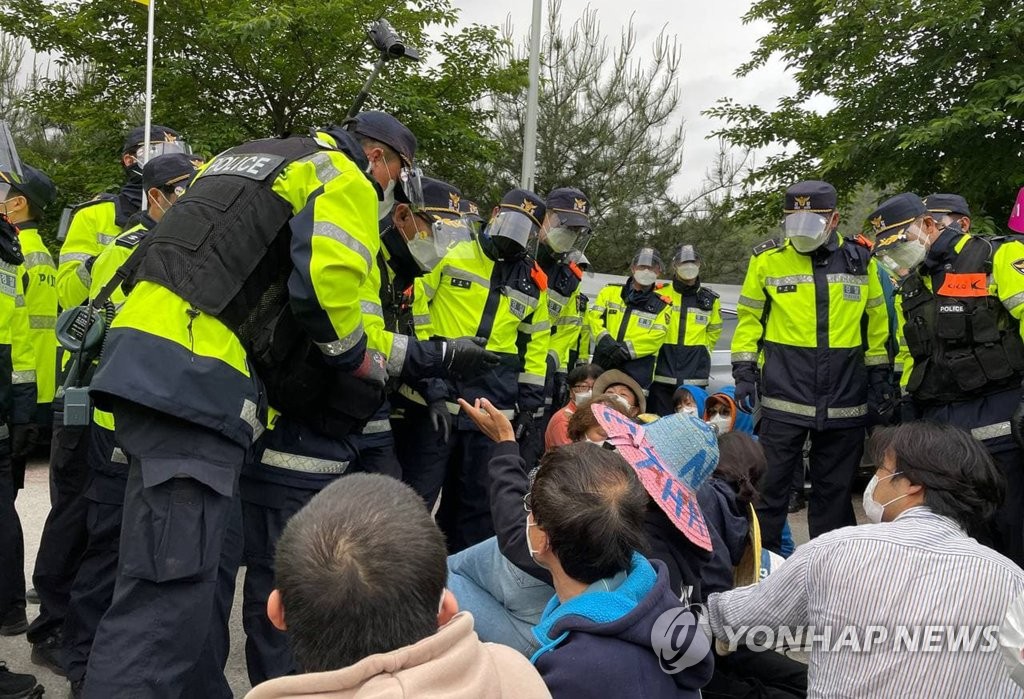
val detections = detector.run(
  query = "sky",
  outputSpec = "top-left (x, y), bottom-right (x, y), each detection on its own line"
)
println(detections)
top-left (450, 0), bottom-right (790, 199)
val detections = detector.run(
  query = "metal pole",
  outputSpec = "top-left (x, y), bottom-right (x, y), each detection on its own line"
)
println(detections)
top-left (141, 0), bottom-right (156, 212)
top-left (347, 57), bottom-right (387, 120)
top-left (520, 0), bottom-right (542, 191)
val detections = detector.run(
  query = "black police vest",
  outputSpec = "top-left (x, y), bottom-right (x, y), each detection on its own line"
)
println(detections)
top-left (900, 236), bottom-right (1024, 404)
top-left (130, 137), bottom-right (320, 332)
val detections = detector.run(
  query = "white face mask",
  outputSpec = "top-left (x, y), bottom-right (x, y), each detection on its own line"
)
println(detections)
top-left (606, 393), bottom-right (632, 412)
top-left (379, 177), bottom-right (396, 221)
top-left (676, 262), bottom-right (700, 280)
top-left (862, 471), bottom-right (907, 523)
top-left (633, 269), bottom-right (658, 287)
top-left (573, 390), bottom-right (592, 404)
top-left (584, 436), bottom-right (608, 447)
top-left (708, 413), bottom-right (731, 434)
top-left (406, 236), bottom-right (440, 272)
top-left (677, 405), bottom-right (697, 415)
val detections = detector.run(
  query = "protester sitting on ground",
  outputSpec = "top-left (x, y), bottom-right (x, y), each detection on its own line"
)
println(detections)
top-left (244, 474), bottom-right (551, 699)
top-left (707, 422), bottom-right (1024, 699)
top-left (703, 386), bottom-right (797, 556)
top-left (446, 394), bottom-right (637, 657)
top-left (697, 432), bottom-right (808, 698)
top-left (449, 398), bottom-right (718, 657)
top-left (591, 369), bottom-right (646, 419)
top-left (674, 385), bottom-right (708, 416)
top-left (521, 440), bottom-right (713, 698)
top-left (544, 363), bottom-right (602, 450)
top-left (704, 385), bottom-right (754, 435)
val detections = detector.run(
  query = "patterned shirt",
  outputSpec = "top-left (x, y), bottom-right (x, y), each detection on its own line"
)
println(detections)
top-left (708, 507), bottom-right (1024, 698)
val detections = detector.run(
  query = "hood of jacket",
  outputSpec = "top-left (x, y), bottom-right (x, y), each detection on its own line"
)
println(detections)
top-left (531, 553), bottom-right (712, 692)
top-left (708, 386), bottom-right (754, 435)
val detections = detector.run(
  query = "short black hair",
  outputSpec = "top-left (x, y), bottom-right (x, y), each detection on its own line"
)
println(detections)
top-left (8, 189), bottom-right (43, 221)
top-left (567, 363), bottom-right (603, 387)
top-left (866, 421), bottom-right (1006, 534)
top-left (531, 442), bottom-right (648, 583)
top-left (274, 474), bottom-right (447, 673)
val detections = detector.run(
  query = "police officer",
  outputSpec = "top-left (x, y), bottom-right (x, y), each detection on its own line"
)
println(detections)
top-left (874, 193), bottom-right (1024, 566)
top-left (519, 187), bottom-right (593, 468)
top-left (5, 166), bottom-right (57, 510)
top-left (241, 173), bottom-right (492, 685)
top-left (81, 112), bottom-right (432, 698)
top-left (61, 154), bottom-right (197, 696)
top-left (570, 250), bottom-right (593, 365)
top-left (0, 173), bottom-right (28, 640)
top-left (387, 178), bottom-right (478, 503)
top-left (27, 125), bottom-right (189, 671)
top-left (55, 124), bottom-right (188, 309)
top-left (733, 181), bottom-right (890, 552)
top-left (412, 188), bottom-right (551, 552)
top-left (587, 247), bottom-right (672, 388)
top-left (648, 244), bottom-right (722, 415)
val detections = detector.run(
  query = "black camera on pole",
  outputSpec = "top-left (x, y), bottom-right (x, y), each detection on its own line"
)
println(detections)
top-left (347, 19), bottom-right (421, 119)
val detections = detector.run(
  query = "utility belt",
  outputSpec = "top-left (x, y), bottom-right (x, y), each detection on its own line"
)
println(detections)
top-left (901, 238), bottom-right (1024, 404)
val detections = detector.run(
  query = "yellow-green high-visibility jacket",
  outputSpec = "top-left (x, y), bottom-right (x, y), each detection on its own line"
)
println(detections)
top-left (892, 230), bottom-right (1024, 448)
top-left (0, 259), bottom-right (16, 430)
top-left (86, 217), bottom-right (154, 431)
top-left (545, 261), bottom-right (585, 373)
top-left (412, 241), bottom-right (550, 421)
top-left (731, 234), bottom-right (889, 429)
top-left (56, 188), bottom-right (138, 309)
top-left (10, 225), bottom-right (57, 425)
top-left (91, 132), bottom-right (380, 453)
top-left (653, 281), bottom-right (722, 388)
top-left (586, 281), bottom-right (672, 388)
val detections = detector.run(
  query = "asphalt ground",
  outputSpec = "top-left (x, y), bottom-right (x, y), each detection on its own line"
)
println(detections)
top-left (1, 458), bottom-right (868, 697)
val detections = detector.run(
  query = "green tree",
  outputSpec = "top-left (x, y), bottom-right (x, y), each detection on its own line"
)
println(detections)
top-left (0, 0), bottom-right (523, 241)
top-left (706, 0), bottom-right (1024, 231)
top-left (486, 1), bottom-right (686, 271)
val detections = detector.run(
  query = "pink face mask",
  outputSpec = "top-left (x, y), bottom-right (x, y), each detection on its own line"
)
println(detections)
top-left (1009, 187), bottom-right (1024, 234)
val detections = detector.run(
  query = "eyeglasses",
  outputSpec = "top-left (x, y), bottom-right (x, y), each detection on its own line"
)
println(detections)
top-left (523, 491), bottom-right (533, 513)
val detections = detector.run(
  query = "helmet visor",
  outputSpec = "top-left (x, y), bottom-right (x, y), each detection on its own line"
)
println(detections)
top-left (135, 141), bottom-right (192, 166)
top-left (398, 166), bottom-right (425, 210)
top-left (487, 210), bottom-right (539, 255)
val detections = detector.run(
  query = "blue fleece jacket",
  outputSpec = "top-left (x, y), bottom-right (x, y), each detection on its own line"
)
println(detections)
top-left (531, 553), bottom-right (713, 698)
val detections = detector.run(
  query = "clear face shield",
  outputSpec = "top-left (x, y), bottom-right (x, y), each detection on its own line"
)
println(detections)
top-left (875, 220), bottom-right (930, 280)
top-left (397, 166), bottom-right (425, 211)
top-left (407, 215), bottom-right (475, 271)
top-left (134, 140), bottom-right (192, 167)
top-left (784, 211), bottom-right (832, 253)
top-left (486, 210), bottom-right (539, 260)
top-left (673, 245), bottom-right (700, 280)
top-left (631, 248), bottom-right (663, 286)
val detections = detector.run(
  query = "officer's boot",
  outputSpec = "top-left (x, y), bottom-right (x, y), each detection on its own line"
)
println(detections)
top-left (0, 662), bottom-right (43, 698)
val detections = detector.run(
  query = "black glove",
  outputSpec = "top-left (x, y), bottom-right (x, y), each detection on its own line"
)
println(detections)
top-left (592, 334), bottom-right (621, 370)
top-left (427, 399), bottom-right (451, 445)
top-left (0, 215), bottom-right (23, 266)
top-left (442, 337), bottom-right (501, 378)
top-left (513, 411), bottom-right (534, 442)
top-left (553, 372), bottom-right (569, 409)
top-left (732, 361), bottom-right (758, 412)
top-left (867, 367), bottom-right (897, 425)
top-left (11, 423), bottom-right (39, 460)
